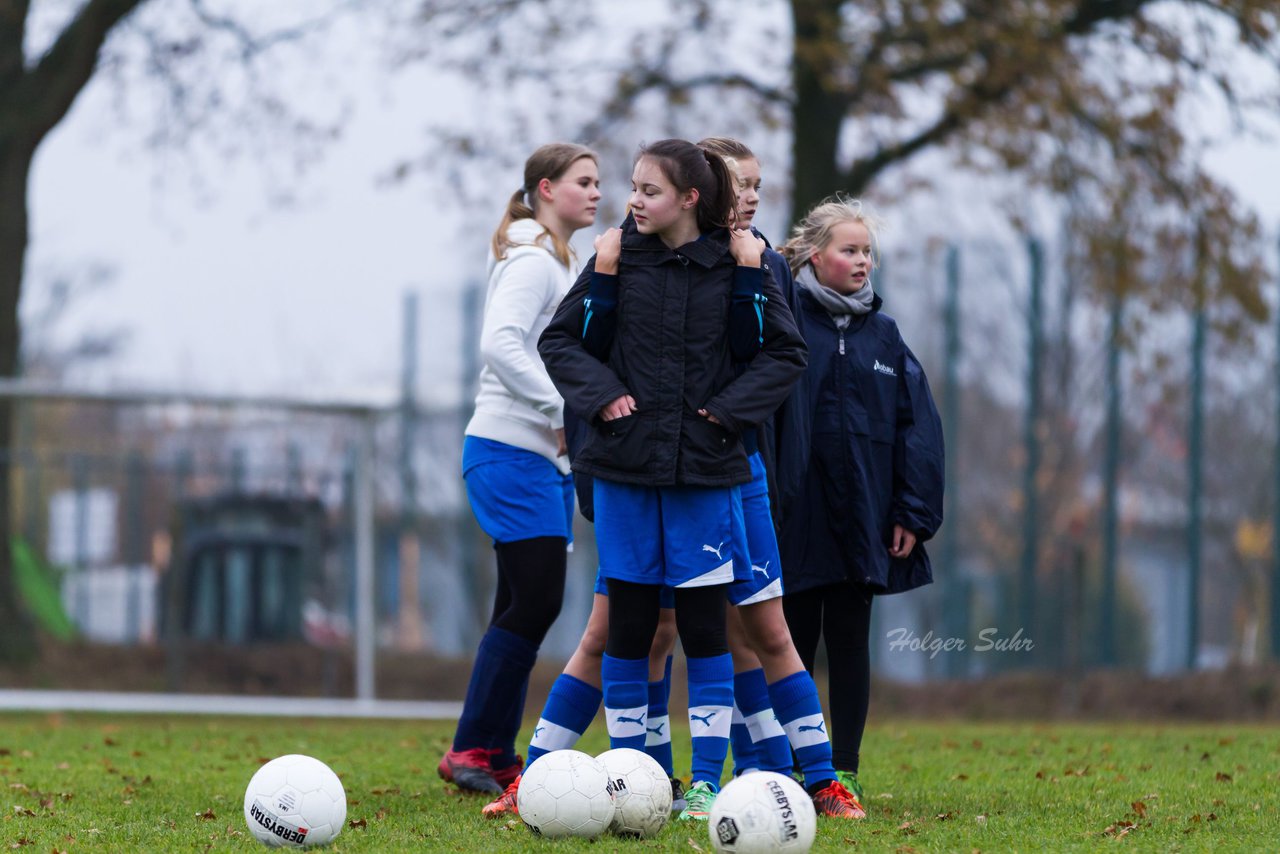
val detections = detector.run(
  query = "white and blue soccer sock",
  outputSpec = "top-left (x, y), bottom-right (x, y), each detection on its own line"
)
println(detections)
top-left (735, 667), bottom-right (791, 775)
top-left (686, 654), bottom-right (734, 786)
top-left (644, 655), bottom-right (674, 777)
top-left (729, 703), bottom-right (760, 775)
top-left (602, 654), bottom-right (649, 751)
top-left (527, 673), bottom-right (602, 768)
top-left (453, 626), bottom-right (538, 753)
top-left (768, 670), bottom-right (837, 790)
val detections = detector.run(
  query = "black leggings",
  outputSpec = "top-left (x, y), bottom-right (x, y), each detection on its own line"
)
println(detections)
top-left (783, 582), bottom-right (873, 773)
top-left (488, 536), bottom-right (566, 644)
top-left (605, 578), bottom-right (727, 659)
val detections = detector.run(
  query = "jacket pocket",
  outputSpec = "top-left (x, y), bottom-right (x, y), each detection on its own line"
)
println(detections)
top-left (865, 419), bottom-right (896, 536)
top-left (682, 414), bottom-right (741, 476)
top-left (586, 413), bottom-right (652, 474)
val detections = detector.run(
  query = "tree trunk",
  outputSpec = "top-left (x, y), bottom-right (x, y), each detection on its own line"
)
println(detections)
top-left (0, 134), bottom-right (37, 664)
top-left (788, 0), bottom-right (856, 225)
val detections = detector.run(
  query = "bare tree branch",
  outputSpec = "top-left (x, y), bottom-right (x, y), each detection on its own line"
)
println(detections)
top-left (18, 0), bottom-right (146, 142)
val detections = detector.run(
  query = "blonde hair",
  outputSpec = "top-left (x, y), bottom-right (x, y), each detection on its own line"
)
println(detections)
top-left (780, 195), bottom-right (883, 276)
top-left (697, 137), bottom-right (755, 161)
top-left (491, 143), bottom-right (598, 265)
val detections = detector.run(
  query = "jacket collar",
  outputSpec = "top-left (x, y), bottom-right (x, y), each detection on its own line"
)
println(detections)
top-left (619, 213), bottom-right (730, 268)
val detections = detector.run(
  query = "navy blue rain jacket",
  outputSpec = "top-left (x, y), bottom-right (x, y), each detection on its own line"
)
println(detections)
top-left (772, 284), bottom-right (944, 595)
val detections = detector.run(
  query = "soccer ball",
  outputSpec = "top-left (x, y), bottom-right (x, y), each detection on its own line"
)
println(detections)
top-left (243, 754), bottom-right (346, 848)
top-left (516, 749), bottom-right (615, 838)
top-left (596, 747), bottom-right (672, 838)
top-left (708, 771), bottom-right (817, 853)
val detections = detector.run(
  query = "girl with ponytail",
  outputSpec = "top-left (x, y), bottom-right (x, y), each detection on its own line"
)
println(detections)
top-left (538, 138), bottom-right (807, 820)
top-left (439, 142), bottom-right (600, 794)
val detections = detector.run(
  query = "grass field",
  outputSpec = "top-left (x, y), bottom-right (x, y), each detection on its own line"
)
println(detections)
top-left (0, 713), bottom-right (1275, 852)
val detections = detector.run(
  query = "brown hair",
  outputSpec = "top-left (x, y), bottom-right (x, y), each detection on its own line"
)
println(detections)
top-left (491, 143), bottom-right (598, 265)
top-left (635, 139), bottom-right (736, 234)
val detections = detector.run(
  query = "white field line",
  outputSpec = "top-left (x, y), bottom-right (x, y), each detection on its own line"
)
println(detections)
top-left (0, 689), bottom-right (461, 720)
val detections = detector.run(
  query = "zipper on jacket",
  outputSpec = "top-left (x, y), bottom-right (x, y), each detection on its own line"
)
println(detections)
top-left (838, 329), bottom-right (846, 355)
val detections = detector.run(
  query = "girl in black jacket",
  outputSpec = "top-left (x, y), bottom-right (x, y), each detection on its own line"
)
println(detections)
top-left (539, 139), bottom-right (806, 820)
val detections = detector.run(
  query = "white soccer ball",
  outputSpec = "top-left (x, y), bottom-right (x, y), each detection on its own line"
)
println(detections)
top-left (516, 748), bottom-right (615, 838)
top-left (243, 754), bottom-right (346, 848)
top-left (596, 747), bottom-right (672, 838)
top-left (708, 771), bottom-right (817, 854)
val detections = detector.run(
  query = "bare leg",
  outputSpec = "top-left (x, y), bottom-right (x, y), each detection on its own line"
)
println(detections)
top-left (562, 593), bottom-right (609, 687)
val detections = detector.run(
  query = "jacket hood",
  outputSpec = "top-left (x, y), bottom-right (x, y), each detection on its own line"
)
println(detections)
top-left (488, 218), bottom-right (562, 277)
top-left (505, 217), bottom-right (553, 248)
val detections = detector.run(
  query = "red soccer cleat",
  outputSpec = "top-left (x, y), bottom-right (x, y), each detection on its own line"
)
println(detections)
top-left (481, 775), bottom-right (521, 818)
top-left (811, 778), bottom-right (866, 819)
top-left (437, 747), bottom-right (502, 794)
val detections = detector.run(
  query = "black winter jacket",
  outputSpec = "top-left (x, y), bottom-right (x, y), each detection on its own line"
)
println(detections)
top-left (538, 218), bottom-right (807, 487)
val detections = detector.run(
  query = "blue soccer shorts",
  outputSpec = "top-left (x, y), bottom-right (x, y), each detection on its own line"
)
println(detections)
top-left (727, 453), bottom-right (784, 606)
top-left (593, 479), bottom-right (750, 588)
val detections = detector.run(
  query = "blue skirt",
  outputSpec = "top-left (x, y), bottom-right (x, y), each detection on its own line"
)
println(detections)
top-left (463, 436), bottom-right (575, 545)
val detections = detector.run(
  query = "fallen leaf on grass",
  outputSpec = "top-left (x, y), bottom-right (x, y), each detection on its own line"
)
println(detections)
top-left (348, 818), bottom-right (368, 830)
top-left (8, 837), bottom-right (34, 848)
top-left (1102, 820), bottom-right (1136, 838)
top-left (952, 773), bottom-right (968, 781)
top-left (1130, 801), bottom-right (1147, 818)
top-left (975, 814), bottom-right (987, 824)
top-left (687, 837), bottom-right (704, 851)
top-left (936, 812), bottom-right (955, 821)
top-left (196, 809), bottom-right (216, 820)
top-left (898, 820), bottom-right (916, 834)
top-left (1215, 772), bottom-right (1232, 782)
top-left (12, 805), bottom-right (36, 817)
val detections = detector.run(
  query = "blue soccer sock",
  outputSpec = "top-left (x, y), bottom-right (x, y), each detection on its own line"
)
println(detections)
top-left (490, 671), bottom-right (531, 770)
top-left (453, 626), bottom-right (538, 754)
top-left (768, 670), bottom-right (836, 789)
top-left (602, 654), bottom-right (649, 751)
top-left (729, 703), bottom-right (759, 775)
top-left (644, 656), bottom-right (674, 777)
top-left (735, 667), bottom-right (791, 774)
top-left (527, 673), bottom-right (602, 768)
top-left (686, 653), bottom-right (733, 786)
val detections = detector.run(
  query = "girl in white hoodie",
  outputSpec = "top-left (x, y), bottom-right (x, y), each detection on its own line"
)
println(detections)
top-left (439, 143), bottom-right (601, 794)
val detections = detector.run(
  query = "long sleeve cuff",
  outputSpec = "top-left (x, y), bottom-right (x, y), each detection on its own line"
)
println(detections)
top-left (588, 271), bottom-right (619, 307)
top-left (731, 265), bottom-right (764, 301)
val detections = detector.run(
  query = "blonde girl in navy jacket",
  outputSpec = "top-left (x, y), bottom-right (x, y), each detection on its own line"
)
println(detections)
top-left (775, 196), bottom-right (945, 798)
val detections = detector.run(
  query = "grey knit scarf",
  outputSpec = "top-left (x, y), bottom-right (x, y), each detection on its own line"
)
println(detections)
top-left (795, 265), bottom-right (874, 330)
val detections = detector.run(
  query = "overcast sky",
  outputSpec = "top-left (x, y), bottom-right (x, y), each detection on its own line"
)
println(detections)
top-left (24, 7), bottom-right (1280, 410)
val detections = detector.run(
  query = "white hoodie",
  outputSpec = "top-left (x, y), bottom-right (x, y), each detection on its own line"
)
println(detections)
top-left (465, 218), bottom-right (578, 474)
